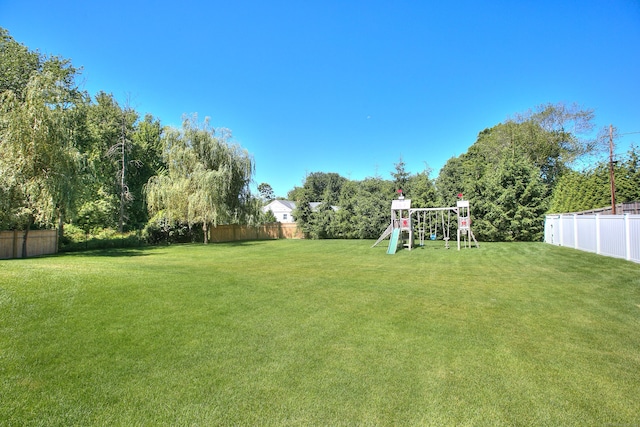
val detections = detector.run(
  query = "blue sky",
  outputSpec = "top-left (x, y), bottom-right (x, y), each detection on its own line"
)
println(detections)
top-left (2, 0), bottom-right (639, 197)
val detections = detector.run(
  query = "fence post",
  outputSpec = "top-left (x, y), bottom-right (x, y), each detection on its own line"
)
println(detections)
top-left (573, 214), bottom-right (579, 249)
top-left (625, 214), bottom-right (631, 261)
top-left (595, 214), bottom-right (601, 255)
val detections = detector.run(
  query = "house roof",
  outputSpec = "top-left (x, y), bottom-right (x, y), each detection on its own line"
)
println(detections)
top-left (309, 202), bottom-right (339, 212)
top-left (262, 199), bottom-right (296, 213)
top-left (262, 200), bottom-right (339, 212)
top-left (278, 200), bottom-right (296, 210)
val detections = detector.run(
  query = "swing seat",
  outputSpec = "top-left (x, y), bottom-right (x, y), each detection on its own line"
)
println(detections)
top-left (430, 233), bottom-right (437, 240)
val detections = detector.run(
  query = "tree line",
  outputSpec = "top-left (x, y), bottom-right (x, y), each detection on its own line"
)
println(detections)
top-left (287, 106), bottom-right (639, 242)
top-left (549, 148), bottom-right (640, 214)
top-left (2, 27), bottom-right (638, 248)
top-left (0, 28), bottom-right (257, 251)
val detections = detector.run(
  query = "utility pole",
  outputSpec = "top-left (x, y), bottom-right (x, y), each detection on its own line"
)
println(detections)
top-left (609, 124), bottom-right (616, 215)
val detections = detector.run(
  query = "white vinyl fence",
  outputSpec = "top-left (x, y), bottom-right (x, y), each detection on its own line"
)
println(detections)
top-left (544, 214), bottom-right (640, 263)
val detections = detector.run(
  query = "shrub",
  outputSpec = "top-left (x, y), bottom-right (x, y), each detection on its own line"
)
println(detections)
top-left (60, 225), bottom-right (145, 252)
top-left (143, 213), bottom-right (204, 245)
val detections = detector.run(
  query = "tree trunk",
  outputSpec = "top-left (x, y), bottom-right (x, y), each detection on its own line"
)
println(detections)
top-left (22, 215), bottom-right (33, 258)
top-left (57, 207), bottom-right (65, 245)
top-left (117, 113), bottom-right (127, 234)
top-left (203, 222), bottom-right (209, 244)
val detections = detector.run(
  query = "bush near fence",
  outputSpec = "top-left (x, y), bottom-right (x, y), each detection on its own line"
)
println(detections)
top-left (0, 230), bottom-right (58, 259)
top-left (209, 223), bottom-right (303, 243)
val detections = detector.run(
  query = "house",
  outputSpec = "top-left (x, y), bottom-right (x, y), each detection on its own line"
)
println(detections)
top-left (262, 200), bottom-right (340, 223)
top-left (262, 200), bottom-right (297, 223)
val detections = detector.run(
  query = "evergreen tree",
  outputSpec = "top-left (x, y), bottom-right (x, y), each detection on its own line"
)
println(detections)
top-left (616, 146), bottom-right (640, 203)
top-left (549, 145), bottom-right (640, 213)
top-left (336, 177), bottom-right (394, 239)
top-left (293, 186), bottom-right (315, 238)
top-left (405, 167), bottom-right (437, 208)
top-left (391, 156), bottom-right (410, 193)
top-left (477, 152), bottom-right (547, 241)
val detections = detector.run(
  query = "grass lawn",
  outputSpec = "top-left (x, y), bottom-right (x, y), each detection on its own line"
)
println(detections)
top-left (1, 240), bottom-right (639, 426)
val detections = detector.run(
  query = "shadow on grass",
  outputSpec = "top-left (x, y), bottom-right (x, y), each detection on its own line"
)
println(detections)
top-left (57, 246), bottom-right (164, 258)
top-left (413, 243), bottom-right (455, 251)
top-left (56, 240), bottom-right (276, 258)
top-left (210, 240), bottom-right (275, 247)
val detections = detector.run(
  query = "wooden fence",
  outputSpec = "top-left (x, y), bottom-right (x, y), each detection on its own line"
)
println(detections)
top-left (0, 230), bottom-right (58, 259)
top-left (567, 201), bottom-right (640, 215)
top-left (1, 224), bottom-right (300, 258)
top-left (209, 223), bottom-right (303, 243)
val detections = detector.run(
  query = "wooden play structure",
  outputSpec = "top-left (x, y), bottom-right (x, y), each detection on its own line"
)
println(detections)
top-left (373, 193), bottom-right (478, 253)
top-left (373, 195), bottom-right (412, 254)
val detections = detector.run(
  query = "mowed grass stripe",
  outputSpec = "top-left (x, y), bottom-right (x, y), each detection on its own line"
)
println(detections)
top-left (1, 240), bottom-right (639, 426)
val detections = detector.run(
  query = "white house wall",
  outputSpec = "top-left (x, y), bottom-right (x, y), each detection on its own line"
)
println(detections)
top-left (262, 200), bottom-right (296, 223)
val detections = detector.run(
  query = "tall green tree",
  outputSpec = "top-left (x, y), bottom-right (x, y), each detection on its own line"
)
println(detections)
top-left (335, 177), bottom-right (394, 239)
top-left (287, 186), bottom-right (304, 201)
top-left (292, 186), bottom-right (315, 238)
top-left (475, 151), bottom-right (547, 241)
top-left (405, 166), bottom-right (437, 208)
top-left (257, 182), bottom-right (275, 202)
top-left (435, 103), bottom-right (597, 241)
top-left (300, 172), bottom-right (346, 204)
top-left (0, 28), bottom-right (40, 100)
top-left (435, 155), bottom-right (469, 207)
top-left (128, 114), bottom-right (164, 228)
top-left (391, 156), bottom-right (410, 193)
top-left (83, 92), bottom-right (138, 230)
top-left (106, 105), bottom-right (140, 232)
top-left (144, 116), bottom-right (254, 243)
top-left (312, 203), bottom-right (340, 239)
top-left (0, 60), bottom-right (86, 253)
top-left (511, 102), bottom-right (596, 186)
top-left (549, 146), bottom-right (640, 213)
top-left (292, 172), bottom-right (347, 238)
top-left (548, 167), bottom-right (608, 213)
top-left (616, 145), bottom-right (640, 203)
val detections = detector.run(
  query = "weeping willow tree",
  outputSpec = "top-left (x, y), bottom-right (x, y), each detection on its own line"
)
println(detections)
top-left (144, 115), bottom-right (254, 243)
top-left (0, 61), bottom-right (85, 255)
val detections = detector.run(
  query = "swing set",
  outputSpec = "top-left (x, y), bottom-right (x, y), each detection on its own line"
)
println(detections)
top-left (372, 194), bottom-right (478, 253)
top-left (416, 209), bottom-right (452, 249)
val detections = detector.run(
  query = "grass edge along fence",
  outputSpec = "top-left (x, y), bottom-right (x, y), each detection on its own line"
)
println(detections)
top-left (0, 229), bottom-right (58, 259)
top-left (545, 213), bottom-right (640, 263)
top-left (1, 223), bottom-right (302, 258)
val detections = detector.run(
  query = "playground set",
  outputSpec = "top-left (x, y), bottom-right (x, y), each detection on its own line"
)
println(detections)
top-left (373, 192), bottom-right (478, 254)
